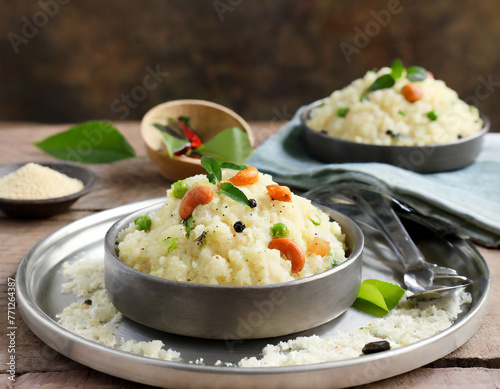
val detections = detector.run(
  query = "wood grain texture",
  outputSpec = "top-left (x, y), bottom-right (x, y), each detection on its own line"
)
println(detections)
top-left (362, 367), bottom-right (500, 388)
top-left (1, 368), bottom-right (500, 389)
top-left (0, 121), bottom-right (498, 387)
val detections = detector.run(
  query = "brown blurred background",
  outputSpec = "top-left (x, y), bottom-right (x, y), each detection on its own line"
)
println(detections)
top-left (0, 0), bottom-right (499, 130)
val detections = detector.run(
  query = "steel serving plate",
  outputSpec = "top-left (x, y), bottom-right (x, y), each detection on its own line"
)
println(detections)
top-left (17, 197), bottom-right (491, 388)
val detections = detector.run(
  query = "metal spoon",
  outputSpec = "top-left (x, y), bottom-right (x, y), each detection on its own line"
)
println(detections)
top-left (349, 184), bottom-right (472, 297)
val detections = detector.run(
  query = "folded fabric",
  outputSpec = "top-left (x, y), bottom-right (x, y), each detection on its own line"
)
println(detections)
top-left (248, 106), bottom-right (500, 247)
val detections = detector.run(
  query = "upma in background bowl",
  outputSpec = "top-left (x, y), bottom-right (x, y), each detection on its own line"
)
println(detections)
top-left (300, 66), bottom-right (489, 173)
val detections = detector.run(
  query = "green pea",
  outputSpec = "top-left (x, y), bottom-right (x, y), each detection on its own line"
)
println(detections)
top-left (134, 215), bottom-right (152, 231)
top-left (427, 110), bottom-right (438, 121)
top-left (172, 180), bottom-right (189, 199)
top-left (270, 223), bottom-right (289, 238)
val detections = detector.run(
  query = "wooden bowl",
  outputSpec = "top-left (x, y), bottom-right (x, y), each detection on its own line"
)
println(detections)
top-left (141, 100), bottom-right (254, 181)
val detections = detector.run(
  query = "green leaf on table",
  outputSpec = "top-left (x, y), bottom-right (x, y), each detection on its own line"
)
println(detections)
top-left (34, 121), bottom-right (136, 163)
top-left (195, 127), bottom-right (253, 164)
top-left (219, 182), bottom-right (249, 207)
top-left (220, 162), bottom-right (247, 171)
top-left (201, 156), bottom-right (222, 184)
top-left (159, 130), bottom-right (190, 159)
top-left (406, 66), bottom-right (428, 82)
top-left (352, 279), bottom-right (405, 317)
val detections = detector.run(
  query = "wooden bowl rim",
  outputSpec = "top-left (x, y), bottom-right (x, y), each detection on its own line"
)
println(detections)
top-left (141, 99), bottom-right (254, 165)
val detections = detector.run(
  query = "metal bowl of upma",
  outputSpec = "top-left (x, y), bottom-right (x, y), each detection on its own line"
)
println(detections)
top-left (104, 202), bottom-right (363, 340)
top-left (301, 99), bottom-right (489, 173)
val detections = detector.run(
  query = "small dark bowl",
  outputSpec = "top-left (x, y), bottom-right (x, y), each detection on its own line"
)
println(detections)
top-left (0, 162), bottom-right (97, 218)
top-left (300, 99), bottom-right (489, 173)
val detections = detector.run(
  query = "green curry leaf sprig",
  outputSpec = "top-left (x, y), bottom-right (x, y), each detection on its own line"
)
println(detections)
top-left (200, 156), bottom-right (250, 207)
top-left (361, 59), bottom-right (428, 101)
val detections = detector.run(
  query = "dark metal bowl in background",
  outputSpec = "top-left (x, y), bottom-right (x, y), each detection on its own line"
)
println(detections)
top-left (300, 99), bottom-right (490, 173)
top-left (0, 162), bottom-right (97, 218)
top-left (104, 202), bottom-right (364, 340)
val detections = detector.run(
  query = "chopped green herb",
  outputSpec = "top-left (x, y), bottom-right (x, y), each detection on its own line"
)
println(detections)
top-left (134, 215), bottom-right (152, 231)
top-left (183, 216), bottom-right (194, 238)
top-left (309, 214), bottom-right (321, 226)
top-left (398, 110), bottom-right (406, 116)
top-left (219, 182), bottom-right (249, 206)
top-left (329, 251), bottom-right (341, 266)
top-left (195, 231), bottom-right (207, 245)
top-left (352, 279), bottom-right (405, 317)
top-left (319, 102), bottom-right (326, 107)
top-left (390, 59), bottom-right (404, 79)
top-left (386, 129), bottom-right (400, 139)
top-left (469, 105), bottom-right (479, 115)
top-left (406, 66), bottom-right (428, 82)
top-left (163, 237), bottom-right (178, 251)
top-left (270, 223), bottom-right (289, 238)
top-left (337, 107), bottom-right (349, 118)
top-left (427, 110), bottom-right (438, 121)
top-left (172, 180), bottom-right (189, 199)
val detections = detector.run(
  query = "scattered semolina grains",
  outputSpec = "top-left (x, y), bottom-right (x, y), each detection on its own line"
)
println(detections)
top-left (0, 163), bottom-right (84, 200)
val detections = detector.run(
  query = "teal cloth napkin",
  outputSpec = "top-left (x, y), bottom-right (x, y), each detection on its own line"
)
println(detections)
top-left (249, 106), bottom-right (500, 247)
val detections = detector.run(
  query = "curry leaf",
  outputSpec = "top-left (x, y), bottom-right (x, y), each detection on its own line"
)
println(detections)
top-left (34, 121), bottom-right (136, 163)
top-left (201, 156), bottom-right (222, 184)
top-left (353, 279), bottom-right (405, 317)
top-left (220, 162), bottom-right (247, 171)
top-left (160, 131), bottom-right (190, 158)
top-left (195, 127), bottom-right (252, 164)
top-left (153, 122), bottom-right (186, 140)
top-left (390, 59), bottom-right (404, 79)
top-left (406, 66), bottom-right (428, 82)
top-left (219, 182), bottom-right (249, 206)
top-left (367, 74), bottom-right (396, 92)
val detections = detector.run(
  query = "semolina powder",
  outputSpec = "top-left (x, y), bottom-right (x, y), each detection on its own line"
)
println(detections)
top-left (0, 163), bottom-right (84, 200)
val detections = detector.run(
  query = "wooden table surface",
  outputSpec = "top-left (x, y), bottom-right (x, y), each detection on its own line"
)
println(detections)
top-left (0, 122), bottom-right (499, 388)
